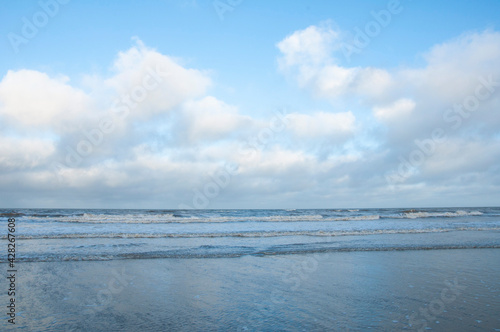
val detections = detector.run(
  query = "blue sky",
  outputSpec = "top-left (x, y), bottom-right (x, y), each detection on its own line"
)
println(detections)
top-left (1, 0), bottom-right (500, 208)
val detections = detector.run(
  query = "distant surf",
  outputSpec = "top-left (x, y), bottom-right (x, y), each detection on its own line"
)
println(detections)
top-left (20, 209), bottom-right (485, 223)
top-left (1, 207), bottom-right (499, 262)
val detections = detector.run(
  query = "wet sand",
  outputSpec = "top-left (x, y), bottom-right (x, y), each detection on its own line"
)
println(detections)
top-left (2, 248), bottom-right (499, 331)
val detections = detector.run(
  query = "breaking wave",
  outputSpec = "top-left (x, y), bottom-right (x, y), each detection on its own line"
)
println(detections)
top-left (9, 226), bottom-right (500, 240)
top-left (20, 210), bottom-right (485, 224)
top-left (6, 243), bottom-right (500, 262)
top-left (399, 210), bottom-right (483, 219)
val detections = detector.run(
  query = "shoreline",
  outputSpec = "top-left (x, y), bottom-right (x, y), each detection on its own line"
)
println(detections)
top-left (2, 248), bottom-right (499, 331)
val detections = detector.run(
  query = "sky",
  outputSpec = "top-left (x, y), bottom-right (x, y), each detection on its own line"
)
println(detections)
top-left (0, 0), bottom-right (499, 209)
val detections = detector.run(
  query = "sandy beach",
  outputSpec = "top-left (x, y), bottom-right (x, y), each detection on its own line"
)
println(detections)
top-left (2, 248), bottom-right (498, 331)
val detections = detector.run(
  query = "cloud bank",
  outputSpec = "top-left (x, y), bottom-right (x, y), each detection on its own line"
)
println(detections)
top-left (1, 28), bottom-right (499, 208)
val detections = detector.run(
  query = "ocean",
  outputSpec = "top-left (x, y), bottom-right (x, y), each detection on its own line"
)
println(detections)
top-left (1, 207), bottom-right (500, 331)
top-left (2, 207), bottom-right (500, 261)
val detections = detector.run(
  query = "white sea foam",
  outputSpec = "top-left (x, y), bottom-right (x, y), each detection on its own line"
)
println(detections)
top-left (9, 242), bottom-right (500, 262)
top-left (11, 226), bottom-right (500, 240)
top-left (25, 214), bottom-right (327, 223)
top-left (22, 210), bottom-right (485, 224)
top-left (24, 213), bottom-right (380, 224)
top-left (8, 207), bottom-right (499, 264)
top-left (401, 210), bottom-right (483, 219)
top-left (333, 215), bottom-right (380, 221)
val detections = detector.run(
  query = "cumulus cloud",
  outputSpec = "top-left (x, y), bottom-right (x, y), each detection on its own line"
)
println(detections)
top-left (0, 28), bottom-right (499, 208)
top-left (176, 96), bottom-right (251, 144)
top-left (278, 26), bottom-right (500, 129)
top-left (277, 25), bottom-right (500, 191)
top-left (374, 98), bottom-right (415, 122)
top-left (277, 24), bottom-right (338, 70)
top-left (422, 139), bottom-right (500, 177)
top-left (0, 39), bottom-right (216, 190)
top-left (277, 25), bottom-right (500, 116)
top-left (103, 39), bottom-right (211, 119)
top-left (0, 136), bottom-right (55, 170)
top-left (287, 111), bottom-right (355, 138)
top-left (277, 23), bottom-right (393, 99)
top-left (0, 70), bottom-right (90, 129)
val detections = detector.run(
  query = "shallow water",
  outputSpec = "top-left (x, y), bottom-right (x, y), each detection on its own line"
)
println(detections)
top-left (1, 207), bottom-right (500, 261)
top-left (1, 249), bottom-right (499, 331)
top-left (1, 208), bottom-right (499, 330)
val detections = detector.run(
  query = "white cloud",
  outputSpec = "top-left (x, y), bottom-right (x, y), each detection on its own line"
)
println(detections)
top-left (0, 70), bottom-right (90, 129)
top-left (277, 25), bottom-right (500, 198)
top-left (423, 139), bottom-right (500, 176)
top-left (1, 30), bottom-right (500, 208)
top-left (278, 26), bottom-right (500, 142)
top-left (177, 96), bottom-right (251, 144)
top-left (374, 98), bottom-right (415, 122)
top-left (287, 111), bottom-right (355, 138)
top-left (400, 30), bottom-right (500, 105)
top-left (104, 39), bottom-right (212, 119)
top-left (277, 24), bottom-right (392, 99)
top-left (314, 65), bottom-right (392, 98)
top-left (277, 24), bottom-right (339, 70)
top-left (0, 136), bottom-right (55, 169)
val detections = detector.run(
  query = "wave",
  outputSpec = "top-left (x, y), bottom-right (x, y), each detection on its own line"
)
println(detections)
top-left (0, 212), bottom-right (25, 217)
top-left (22, 213), bottom-right (383, 224)
top-left (24, 213), bottom-right (332, 224)
top-left (8, 226), bottom-right (500, 240)
top-left (399, 210), bottom-right (483, 219)
top-left (4, 243), bottom-right (500, 263)
top-left (25, 213), bottom-right (180, 223)
top-left (20, 210), bottom-right (486, 224)
top-left (334, 215), bottom-right (380, 221)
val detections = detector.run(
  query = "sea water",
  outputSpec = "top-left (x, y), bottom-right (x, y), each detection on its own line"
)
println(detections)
top-left (1, 207), bottom-right (499, 331)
